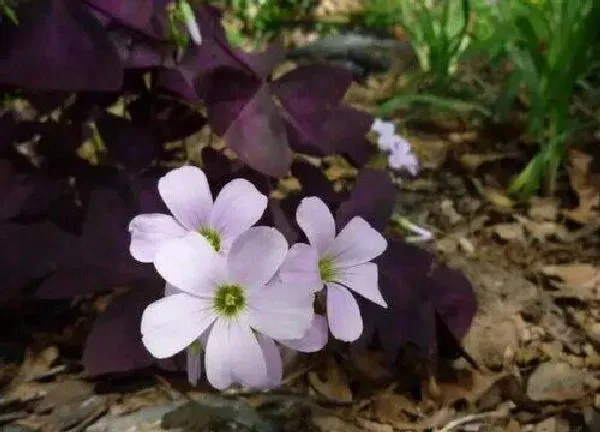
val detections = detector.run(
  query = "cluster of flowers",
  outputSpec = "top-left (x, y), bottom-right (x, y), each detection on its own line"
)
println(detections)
top-left (371, 118), bottom-right (419, 176)
top-left (127, 166), bottom-right (388, 390)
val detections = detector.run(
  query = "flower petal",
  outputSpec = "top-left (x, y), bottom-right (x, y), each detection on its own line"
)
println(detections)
top-left (158, 166), bottom-right (213, 230)
top-left (205, 319), bottom-right (233, 389)
top-left (371, 118), bottom-right (395, 136)
top-left (228, 226), bottom-right (288, 287)
top-left (279, 314), bottom-right (328, 352)
top-left (336, 262), bottom-right (387, 308)
top-left (256, 334), bottom-right (282, 389)
top-left (296, 197), bottom-right (335, 254)
top-left (230, 318), bottom-right (268, 389)
top-left (208, 178), bottom-right (268, 251)
top-left (247, 281), bottom-right (314, 341)
top-left (128, 214), bottom-right (186, 263)
top-left (141, 293), bottom-right (216, 359)
top-left (154, 232), bottom-right (223, 297)
top-left (326, 283), bottom-right (363, 342)
top-left (328, 217), bottom-right (387, 268)
top-left (278, 243), bottom-right (323, 292)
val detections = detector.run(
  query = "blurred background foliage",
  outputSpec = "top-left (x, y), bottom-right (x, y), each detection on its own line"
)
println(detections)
top-left (209, 0), bottom-right (600, 200)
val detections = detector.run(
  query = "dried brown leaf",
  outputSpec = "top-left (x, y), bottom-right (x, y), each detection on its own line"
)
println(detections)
top-left (565, 148), bottom-right (600, 224)
top-left (542, 263), bottom-right (600, 301)
top-left (308, 358), bottom-right (353, 403)
top-left (492, 223), bottom-right (525, 243)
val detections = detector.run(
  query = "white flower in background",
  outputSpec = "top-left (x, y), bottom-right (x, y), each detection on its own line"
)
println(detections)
top-left (371, 118), bottom-right (395, 138)
top-left (128, 165), bottom-right (267, 263)
top-left (394, 216), bottom-right (433, 243)
top-left (180, 0), bottom-right (202, 45)
top-left (142, 227), bottom-right (316, 390)
top-left (388, 136), bottom-right (419, 176)
top-left (370, 118), bottom-right (419, 176)
top-left (279, 197), bottom-right (388, 342)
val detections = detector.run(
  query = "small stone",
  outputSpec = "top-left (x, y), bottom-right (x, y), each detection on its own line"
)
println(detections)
top-left (526, 362), bottom-right (587, 402)
top-left (587, 322), bottom-right (600, 345)
top-left (463, 311), bottom-right (520, 370)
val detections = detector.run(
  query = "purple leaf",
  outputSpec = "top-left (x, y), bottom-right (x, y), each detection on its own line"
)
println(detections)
top-left (359, 240), bottom-right (477, 363)
top-left (291, 159), bottom-right (346, 208)
top-left (0, 160), bottom-right (36, 222)
top-left (107, 28), bottom-right (171, 69)
top-left (37, 174), bottom-right (156, 298)
top-left (0, 0), bottom-right (123, 91)
top-left (224, 84), bottom-right (292, 177)
top-left (96, 113), bottom-right (161, 170)
top-left (200, 147), bottom-right (233, 192)
top-left (186, 6), bottom-right (282, 80)
top-left (0, 222), bottom-right (77, 300)
top-left (127, 96), bottom-right (206, 142)
top-left (336, 168), bottom-right (395, 232)
top-left (83, 282), bottom-right (174, 375)
top-left (265, 198), bottom-right (299, 244)
top-left (273, 64), bottom-right (353, 108)
top-left (79, 184), bottom-right (150, 281)
top-left (272, 64), bottom-right (373, 160)
top-left (84, 0), bottom-right (153, 28)
top-left (203, 68), bottom-right (262, 135)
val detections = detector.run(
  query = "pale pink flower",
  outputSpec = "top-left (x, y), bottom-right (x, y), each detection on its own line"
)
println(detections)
top-left (128, 165), bottom-right (267, 263)
top-left (388, 137), bottom-right (419, 176)
top-left (176, 291), bottom-right (328, 387)
top-left (181, 1), bottom-right (202, 45)
top-left (141, 226), bottom-right (315, 390)
top-left (371, 118), bottom-right (395, 138)
top-left (371, 118), bottom-right (419, 175)
top-left (279, 197), bottom-right (388, 342)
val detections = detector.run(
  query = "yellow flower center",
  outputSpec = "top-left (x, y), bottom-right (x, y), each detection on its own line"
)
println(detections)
top-left (198, 227), bottom-right (221, 252)
top-left (318, 256), bottom-right (336, 282)
top-left (213, 284), bottom-right (245, 317)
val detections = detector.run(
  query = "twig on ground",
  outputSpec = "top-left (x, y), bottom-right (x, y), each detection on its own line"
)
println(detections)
top-left (435, 402), bottom-right (514, 432)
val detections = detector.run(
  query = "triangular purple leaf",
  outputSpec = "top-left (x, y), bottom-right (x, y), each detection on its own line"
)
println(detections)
top-left (360, 240), bottom-right (477, 363)
top-left (336, 168), bottom-right (395, 232)
top-left (83, 282), bottom-right (173, 375)
top-left (96, 113), bottom-right (161, 170)
top-left (0, 0), bottom-right (123, 91)
top-left (84, 0), bottom-right (153, 29)
top-left (0, 222), bottom-right (77, 300)
top-left (272, 64), bottom-right (373, 159)
top-left (224, 84), bottom-right (292, 177)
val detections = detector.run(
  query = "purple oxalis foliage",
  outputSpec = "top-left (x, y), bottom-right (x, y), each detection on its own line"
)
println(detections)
top-left (0, 0), bottom-right (476, 376)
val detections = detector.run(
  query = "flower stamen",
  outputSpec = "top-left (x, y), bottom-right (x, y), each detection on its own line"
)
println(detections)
top-left (213, 284), bottom-right (246, 317)
top-left (318, 257), bottom-right (336, 282)
top-left (199, 227), bottom-right (221, 252)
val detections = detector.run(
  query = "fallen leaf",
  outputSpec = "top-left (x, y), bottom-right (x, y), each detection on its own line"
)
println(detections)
top-left (435, 370), bottom-right (517, 409)
top-left (459, 152), bottom-right (516, 171)
top-left (356, 418), bottom-right (394, 432)
top-left (534, 416), bottom-right (570, 432)
top-left (514, 214), bottom-right (569, 243)
top-left (492, 223), bottom-right (525, 243)
top-left (463, 304), bottom-right (521, 370)
top-left (348, 350), bottom-right (394, 383)
top-left (440, 199), bottom-right (463, 225)
top-left (564, 148), bottom-right (600, 224)
top-left (370, 392), bottom-right (418, 426)
top-left (6, 346), bottom-right (59, 398)
top-left (528, 197), bottom-right (559, 222)
top-left (542, 263), bottom-right (600, 301)
top-left (308, 358), bottom-right (352, 403)
top-left (312, 415), bottom-right (361, 432)
top-left (482, 187), bottom-right (515, 210)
